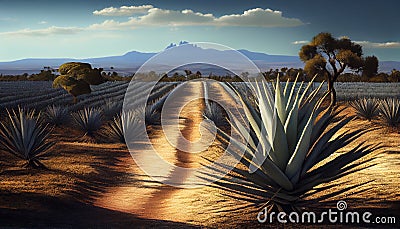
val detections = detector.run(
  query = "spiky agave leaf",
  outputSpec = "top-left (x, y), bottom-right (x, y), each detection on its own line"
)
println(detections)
top-left (0, 107), bottom-right (55, 168)
top-left (379, 98), bottom-right (400, 127)
top-left (45, 105), bottom-right (70, 126)
top-left (105, 110), bottom-right (142, 143)
top-left (205, 75), bottom-right (376, 213)
top-left (349, 98), bottom-right (380, 121)
top-left (72, 107), bottom-right (103, 136)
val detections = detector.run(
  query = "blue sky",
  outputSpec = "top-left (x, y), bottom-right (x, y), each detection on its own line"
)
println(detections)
top-left (0, 0), bottom-right (399, 61)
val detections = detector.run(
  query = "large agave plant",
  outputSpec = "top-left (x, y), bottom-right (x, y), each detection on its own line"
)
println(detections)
top-left (379, 98), bottom-right (400, 127)
top-left (45, 105), bottom-right (70, 126)
top-left (72, 107), bottom-right (103, 136)
top-left (105, 110), bottom-right (142, 143)
top-left (0, 108), bottom-right (55, 168)
top-left (207, 76), bottom-right (378, 213)
top-left (349, 98), bottom-right (380, 121)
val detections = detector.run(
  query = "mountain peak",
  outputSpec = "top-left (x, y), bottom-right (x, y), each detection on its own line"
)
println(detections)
top-left (165, 41), bottom-right (191, 49)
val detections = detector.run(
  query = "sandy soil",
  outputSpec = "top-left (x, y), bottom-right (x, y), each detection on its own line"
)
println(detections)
top-left (0, 81), bottom-right (399, 228)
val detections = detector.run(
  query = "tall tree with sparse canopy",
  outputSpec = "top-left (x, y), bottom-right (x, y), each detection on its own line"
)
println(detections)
top-left (299, 33), bottom-right (366, 107)
top-left (53, 62), bottom-right (106, 103)
top-left (362, 55), bottom-right (379, 78)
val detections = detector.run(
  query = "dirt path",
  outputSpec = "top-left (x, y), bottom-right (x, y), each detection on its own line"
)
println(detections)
top-left (94, 82), bottom-right (223, 222)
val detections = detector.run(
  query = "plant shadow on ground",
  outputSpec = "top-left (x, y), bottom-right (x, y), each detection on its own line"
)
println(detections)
top-left (0, 193), bottom-right (197, 228)
top-left (0, 126), bottom-right (198, 228)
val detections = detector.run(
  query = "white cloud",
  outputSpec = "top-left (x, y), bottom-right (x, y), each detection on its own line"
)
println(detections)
top-left (292, 40), bottom-right (309, 45)
top-left (133, 8), bottom-right (215, 26)
top-left (38, 21), bottom-right (48, 24)
top-left (0, 26), bottom-right (84, 36)
top-left (88, 19), bottom-right (129, 30)
top-left (356, 41), bottom-right (400, 48)
top-left (90, 7), bottom-right (305, 28)
top-left (215, 8), bottom-right (304, 27)
top-left (1, 7), bottom-right (305, 36)
top-left (93, 5), bottom-right (154, 16)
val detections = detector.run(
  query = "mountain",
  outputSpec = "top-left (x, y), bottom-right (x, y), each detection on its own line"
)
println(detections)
top-left (0, 44), bottom-right (399, 75)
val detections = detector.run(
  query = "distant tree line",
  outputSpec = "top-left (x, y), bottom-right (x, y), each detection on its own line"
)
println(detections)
top-left (1, 67), bottom-right (399, 83)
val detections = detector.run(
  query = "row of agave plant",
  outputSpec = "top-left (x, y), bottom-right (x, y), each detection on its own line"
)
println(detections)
top-left (202, 75), bottom-right (380, 213)
top-left (349, 97), bottom-right (400, 127)
top-left (0, 99), bottom-right (162, 169)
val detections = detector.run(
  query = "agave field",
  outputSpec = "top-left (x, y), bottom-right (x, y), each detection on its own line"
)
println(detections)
top-left (0, 79), bottom-right (399, 227)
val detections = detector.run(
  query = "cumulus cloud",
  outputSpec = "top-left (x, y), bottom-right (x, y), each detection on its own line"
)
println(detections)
top-left (0, 26), bottom-right (84, 36)
top-left (292, 40), bottom-right (309, 45)
top-left (93, 5), bottom-right (154, 16)
top-left (91, 7), bottom-right (305, 28)
top-left (1, 6), bottom-right (305, 36)
top-left (215, 8), bottom-right (304, 27)
top-left (88, 19), bottom-right (129, 30)
top-left (355, 41), bottom-right (400, 48)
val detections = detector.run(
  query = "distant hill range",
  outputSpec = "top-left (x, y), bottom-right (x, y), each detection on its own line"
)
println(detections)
top-left (0, 43), bottom-right (399, 76)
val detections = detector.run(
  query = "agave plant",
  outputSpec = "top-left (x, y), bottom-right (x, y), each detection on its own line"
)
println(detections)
top-left (203, 101), bottom-right (228, 126)
top-left (102, 99), bottom-right (123, 120)
top-left (0, 107), bottom-right (55, 168)
top-left (379, 98), bottom-right (400, 127)
top-left (45, 105), bottom-right (70, 126)
top-left (349, 98), bottom-right (380, 121)
top-left (72, 107), bottom-right (103, 136)
top-left (206, 75), bottom-right (378, 213)
top-left (105, 110), bottom-right (142, 143)
top-left (145, 105), bottom-right (161, 125)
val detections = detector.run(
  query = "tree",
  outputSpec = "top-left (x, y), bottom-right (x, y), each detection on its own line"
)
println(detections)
top-left (362, 55), bottom-right (379, 78)
top-left (195, 71), bottom-right (202, 77)
top-left (53, 62), bottom-right (106, 103)
top-left (299, 33), bottom-right (364, 107)
top-left (184, 69), bottom-right (192, 77)
top-left (280, 67), bottom-right (288, 76)
top-left (30, 68), bottom-right (56, 81)
top-left (389, 69), bottom-right (400, 82)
